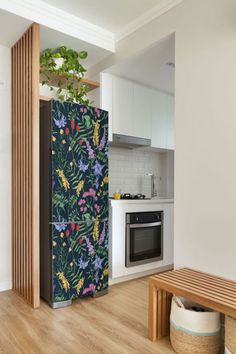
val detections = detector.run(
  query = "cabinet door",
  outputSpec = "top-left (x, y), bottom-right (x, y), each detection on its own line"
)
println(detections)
top-left (167, 95), bottom-right (175, 150)
top-left (151, 90), bottom-right (168, 149)
top-left (132, 83), bottom-right (151, 138)
top-left (112, 76), bottom-right (133, 136)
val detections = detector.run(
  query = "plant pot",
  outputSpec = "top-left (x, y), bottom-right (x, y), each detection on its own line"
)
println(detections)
top-left (54, 57), bottom-right (64, 69)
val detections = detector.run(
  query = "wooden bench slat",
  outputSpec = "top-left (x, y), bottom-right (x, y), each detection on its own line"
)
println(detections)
top-left (155, 268), bottom-right (236, 294)
top-left (183, 268), bottom-right (236, 288)
top-left (155, 275), bottom-right (236, 307)
top-left (170, 268), bottom-right (236, 291)
top-left (179, 269), bottom-right (236, 297)
top-left (153, 277), bottom-right (236, 316)
top-left (180, 268), bottom-right (236, 291)
top-left (157, 272), bottom-right (236, 302)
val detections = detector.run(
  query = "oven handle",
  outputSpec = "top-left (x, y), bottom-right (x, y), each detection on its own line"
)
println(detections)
top-left (129, 221), bottom-right (162, 228)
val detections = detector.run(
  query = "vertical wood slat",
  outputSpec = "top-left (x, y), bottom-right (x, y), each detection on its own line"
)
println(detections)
top-left (25, 31), bottom-right (29, 302)
top-left (11, 46), bottom-right (15, 291)
top-left (28, 28), bottom-right (32, 303)
top-left (16, 42), bottom-right (20, 293)
top-left (31, 24), bottom-right (40, 309)
top-left (12, 23), bottom-right (40, 308)
top-left (21, 36), bottom-right (27, 298)
top-left (20, 37), bottom-right (23, 297)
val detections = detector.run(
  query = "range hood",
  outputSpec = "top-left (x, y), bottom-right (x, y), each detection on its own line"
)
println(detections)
top-left (110, 134), bottom-right (151, 149)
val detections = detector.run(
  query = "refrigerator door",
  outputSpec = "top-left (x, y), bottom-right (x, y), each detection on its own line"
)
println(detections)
top-left (51, 220), bottom-right (109, 303)
top-left (51, 100), bottom-right (108, 223)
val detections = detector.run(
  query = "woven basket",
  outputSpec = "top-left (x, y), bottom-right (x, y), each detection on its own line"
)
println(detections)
top-left (225, 316), bottom-right (236, 354)
top-left (170, 325), bottom-right (220, 354)
top-left (170, 297), bottom-right (221, 354)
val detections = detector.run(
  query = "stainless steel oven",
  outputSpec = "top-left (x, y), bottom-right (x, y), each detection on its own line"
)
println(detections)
top-left (125, 211), bottom-right (163, 267)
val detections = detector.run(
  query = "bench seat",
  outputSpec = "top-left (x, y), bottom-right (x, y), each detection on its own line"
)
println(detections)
top-left (148, 268), bottom-right (236, 341)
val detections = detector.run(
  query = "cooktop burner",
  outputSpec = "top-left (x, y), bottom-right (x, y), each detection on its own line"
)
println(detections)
top-left (121, 193), bottom-right (147, 200)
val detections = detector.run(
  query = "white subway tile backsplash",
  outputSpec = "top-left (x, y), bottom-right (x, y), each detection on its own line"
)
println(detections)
top-left (109, 147), bottom-right (174, 198)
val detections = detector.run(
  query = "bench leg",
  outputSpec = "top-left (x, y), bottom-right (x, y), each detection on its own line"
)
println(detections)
top-left (166, 292), bottom-right (173, 335)
top-left (148, 278), bottom-right (158, 341)
top-left (148, 278), bottom-right (173, 341)
top-left (162, 290), bottom-right (167, 337)
top-left (162, 291), bottom-right (172, 337)
top-left (157, 289), bottom-right (164, 339)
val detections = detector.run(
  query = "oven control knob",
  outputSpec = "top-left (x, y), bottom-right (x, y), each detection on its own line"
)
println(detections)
top-left (135, 216), bottom-right (139, 222)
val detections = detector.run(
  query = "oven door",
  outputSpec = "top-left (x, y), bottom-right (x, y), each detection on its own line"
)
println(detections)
top-left (126, 221), bottom-right (163, 267)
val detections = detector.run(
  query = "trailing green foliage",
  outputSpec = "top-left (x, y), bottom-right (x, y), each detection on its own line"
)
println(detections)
top-left (40, 46), bottom-right (91, 105)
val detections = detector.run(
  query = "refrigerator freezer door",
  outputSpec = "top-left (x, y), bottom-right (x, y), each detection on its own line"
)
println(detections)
top-left (51, 220), bottom-right (109, 303)
top-left (51, 101), bottom-right (108, 223)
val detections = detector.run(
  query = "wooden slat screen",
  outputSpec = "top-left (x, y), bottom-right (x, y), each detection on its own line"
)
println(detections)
top-left (12, 23), bottom-right (40, 308)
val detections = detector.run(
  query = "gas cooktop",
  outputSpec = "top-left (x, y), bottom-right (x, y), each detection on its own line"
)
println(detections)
top-left (121, 193), bottom-right (149, 200)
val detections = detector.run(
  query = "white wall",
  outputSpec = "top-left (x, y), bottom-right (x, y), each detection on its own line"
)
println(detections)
top-left (91, 0), bottom-right (236, 280)
top-left (0, 45), bottom-right (11, 291)
top-left (174, 0), bottom-right (236, 279)
top-left (109, 147), bottom-right (174, 198)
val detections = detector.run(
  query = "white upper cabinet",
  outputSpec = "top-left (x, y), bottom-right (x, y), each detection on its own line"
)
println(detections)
top-left (100, 73), bottom-right (174, 149)
top-left (112, 76), bottom-right (134, 137)
top-left (151, 90), bottom-right (175, 150)
top-left (132, 83), bottom-right (152, 139)
top-left (151, 90), bottom-right (168, 149)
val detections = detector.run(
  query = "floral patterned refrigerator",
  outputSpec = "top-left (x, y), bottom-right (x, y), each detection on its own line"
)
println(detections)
top-left (40, 100), bottom-right (109, 308)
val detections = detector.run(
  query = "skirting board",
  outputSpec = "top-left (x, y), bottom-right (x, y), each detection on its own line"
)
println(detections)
top-left (0, 281), bottom-right (12, 292)
top-left (109, 264), bottom-right (174, 285)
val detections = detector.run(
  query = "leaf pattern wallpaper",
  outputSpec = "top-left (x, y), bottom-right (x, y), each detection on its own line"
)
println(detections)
top-left (51, 101), bottom-right (108, 222)
top-left (52, 220), bottom-right (109, 301)
top-left (50, 100), bottom-right (109, 302)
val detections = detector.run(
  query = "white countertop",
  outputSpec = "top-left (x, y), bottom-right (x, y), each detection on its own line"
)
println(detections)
top-left (109, 197), bottom-right (174, 205)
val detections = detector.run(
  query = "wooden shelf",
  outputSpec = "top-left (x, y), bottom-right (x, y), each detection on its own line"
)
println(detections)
top-left (81, 78), bottom-right (100, 91)
top-left (40, 95), bottom-right (52, 102)
top-left (40, 70), bottom-right (100, 92)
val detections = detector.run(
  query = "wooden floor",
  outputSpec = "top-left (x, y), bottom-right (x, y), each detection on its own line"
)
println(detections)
top-left (0, 277), bottom-right (174, 354)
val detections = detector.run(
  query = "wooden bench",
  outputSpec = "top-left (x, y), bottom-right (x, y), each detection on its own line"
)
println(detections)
top-left (148, 268), bottom-right (236, 341)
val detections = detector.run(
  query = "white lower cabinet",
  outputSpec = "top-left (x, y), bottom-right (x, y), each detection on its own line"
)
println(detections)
top-left (109, 204), bottom-right (125, 279)
top-left (109, 201), bottom-right (174, 281)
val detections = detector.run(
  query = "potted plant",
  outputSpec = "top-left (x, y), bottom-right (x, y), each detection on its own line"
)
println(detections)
top-left (40, 46), bottom-right (91, 105)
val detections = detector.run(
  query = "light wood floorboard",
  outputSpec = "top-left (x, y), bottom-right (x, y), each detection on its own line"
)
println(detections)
top-left (0, 277), bottom-right (174, 354)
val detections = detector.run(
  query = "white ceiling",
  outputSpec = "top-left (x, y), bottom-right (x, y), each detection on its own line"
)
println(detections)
top-left (0, 8), bottom-right (112, 70)
top-left (42, 0), bottom-right (162, 34)
top-left (0, 9), bottom-right (32, 47)
top-left (107, 34), bottom-right (175, 94)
